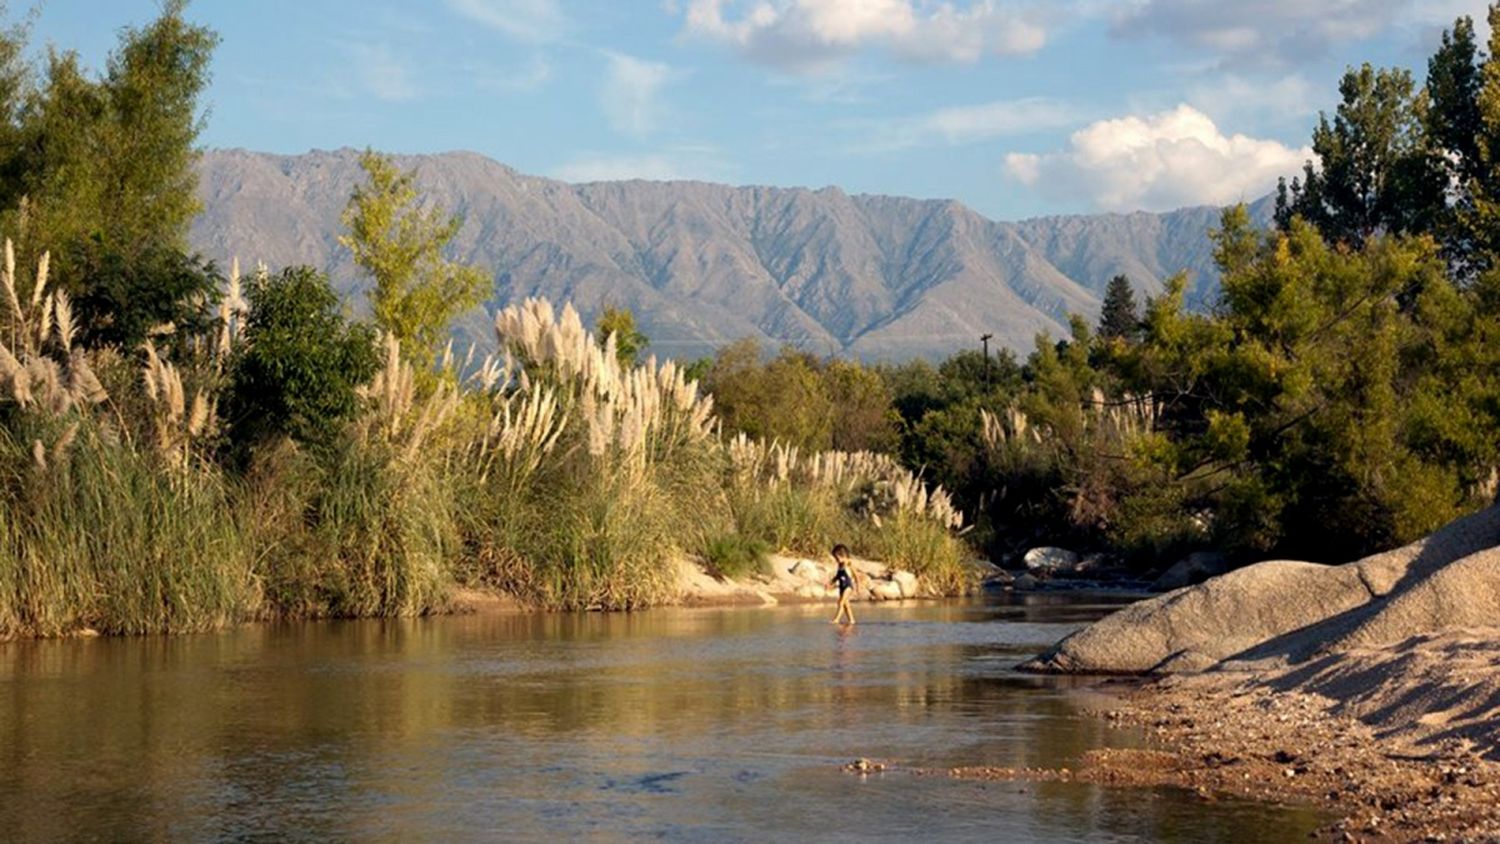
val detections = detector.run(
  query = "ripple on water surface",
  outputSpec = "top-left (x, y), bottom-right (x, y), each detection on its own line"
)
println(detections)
top-left (0, 595), bottom-right (1325, 841)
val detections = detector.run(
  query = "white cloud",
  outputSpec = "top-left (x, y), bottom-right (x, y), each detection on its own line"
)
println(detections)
top-left (1400, 1), bottom-right (1490, 27)
top-left (347, 43), bottom-right (419, 102)
top-left (601, 53), bottom-right (676, 137)
top-left (1112, 0), bottom-right (1407, 66)
top-left (461, 53), bottom-right (554, 95)
top-left (446, 0), bottom-right (566, 42)
top-left (552, 148), bottom-right (732, 183)
top-left (1003, 104), bottom-right (1311, 211)
top-left (679, 0), bottom-right (1049, 72)
top-left (1185, 74), bottom-right (1318, 125)
top-left (860, 97), bottom-right (1081, 151)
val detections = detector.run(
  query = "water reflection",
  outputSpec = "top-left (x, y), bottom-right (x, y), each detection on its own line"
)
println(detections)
top-left (0, 596), bottom-right (1322, 841)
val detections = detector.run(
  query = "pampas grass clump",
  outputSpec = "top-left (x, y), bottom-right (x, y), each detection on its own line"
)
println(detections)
top-left (0, 233), bottom-right (972, 635)
top-left (0, 421), bottom-right (258, 637)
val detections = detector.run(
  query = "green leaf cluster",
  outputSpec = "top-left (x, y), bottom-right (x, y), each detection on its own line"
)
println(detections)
top-left (222, 267), bottom-right (380, 457)
top-left (340, 150), bottom-right (489, 361)
top-left (0, 1), bottom-right (221, 361)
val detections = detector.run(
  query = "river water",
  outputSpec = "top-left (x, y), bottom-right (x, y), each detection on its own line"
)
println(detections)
top-left (0, 595), bottom-right (1323, 842)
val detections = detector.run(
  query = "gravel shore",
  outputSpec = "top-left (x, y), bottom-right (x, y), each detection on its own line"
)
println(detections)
top-left (946, 631), bottom-right (1500, 842)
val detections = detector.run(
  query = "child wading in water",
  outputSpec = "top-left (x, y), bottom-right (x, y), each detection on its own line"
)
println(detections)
top-left (829, 544), bottom-right (859, 624)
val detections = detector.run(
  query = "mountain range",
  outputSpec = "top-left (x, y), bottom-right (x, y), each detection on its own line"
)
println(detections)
top-left (191, 148), bottom-right (1273, 361)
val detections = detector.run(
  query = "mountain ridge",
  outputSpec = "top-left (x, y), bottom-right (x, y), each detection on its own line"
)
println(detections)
top-left (190, 147), bottom-right (1272, 360)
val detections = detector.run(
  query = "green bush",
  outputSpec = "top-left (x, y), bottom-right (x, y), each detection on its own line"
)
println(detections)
top-left (223, 266), bottom-right (380, 458)
top-left (866, 511), bottom-right (967, 595)
top-left (67, 242), bottom-right (223, 350)
top-left (523, 467), bottom-right (680, 610)
top-left (732, 484), bottom-right (848, 556)
top-left (702, 533), bottom-right (771, 580)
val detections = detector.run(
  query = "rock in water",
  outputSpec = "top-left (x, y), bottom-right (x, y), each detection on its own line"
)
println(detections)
top-left (1023, 504), bottom-right (1500, 674)
top-left (891, 570), bottom-right (919, 598)
top-left (789, 560), bottom-right (823, 581)
top-left (1024, 547), bottom-right (1079, 572)
top-left (869, 581), bottom-right (904, 601)
top-left (1149, 551), bottom-right (1230, 592)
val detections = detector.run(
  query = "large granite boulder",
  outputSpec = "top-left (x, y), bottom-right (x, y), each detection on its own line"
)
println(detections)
top-left (1023, 504), bottom-right (1500, 675)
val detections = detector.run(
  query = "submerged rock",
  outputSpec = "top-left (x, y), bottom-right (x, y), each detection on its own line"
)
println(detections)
top-left (1149, 551), bottom-right (1230, 592)
top-left (1024, 503), bottom-right (1500, 675)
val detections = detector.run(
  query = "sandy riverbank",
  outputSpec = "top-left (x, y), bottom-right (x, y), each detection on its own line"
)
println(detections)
top-left (933, 629), bottom-right (1500, 842)
top-left (452, 552), bottom-right (956, 614)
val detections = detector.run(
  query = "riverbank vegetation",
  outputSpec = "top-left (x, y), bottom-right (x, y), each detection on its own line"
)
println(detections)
top-left (6, 1), bottom-right (1500, 636)
top-left (0, 4), bottom-right (968, 638)
top-left (698, 10), bottom-right (1500, 570)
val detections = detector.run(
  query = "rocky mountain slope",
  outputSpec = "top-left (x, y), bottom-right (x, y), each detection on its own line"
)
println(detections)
top-left (192, 148), bottom-right (1272, 360)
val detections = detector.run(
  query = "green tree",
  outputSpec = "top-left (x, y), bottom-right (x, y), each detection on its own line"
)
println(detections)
top-left (1275, 64), bottom-right (1443, 245)
top-left (67, 242), bottom-right (221, 350)
top-left (824, 358), bottom-right (898, 453)
top-left (1459, 5), bottom-right (1500, 274)
top-left (223, 266), bottom-right (380, 457)
top-left (594, 306), bottom-right (649, 367)
top-left (0, 11), bottom-right (31, 205)
top-left (340, 150), bottom-right (489, 361)
top-left (1097, 274), bottom-right (1140, 341)
top-left (0, 2), bottom-right (218, 356)
top-left (1421, 11), bottom-right (1497, 274)
top-left (9, 1), bottom-right (217, 275)
top-left (1425, 15), bottom-right (1484, 192)
top-left (703, 340), bottom-right (834, 450)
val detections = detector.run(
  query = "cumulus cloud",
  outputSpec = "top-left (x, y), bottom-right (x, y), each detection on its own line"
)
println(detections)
top-left (1003, 104), bottom-right (1311, 211)
top-left (446, 0), bottom-right (566, 42)
top-left (1112, 0), bottom-right (1407, 66)
top-left (679, 0), bottom-right (1049, 71)
top-left (601, 53), bottom-right (676, 137)
top-left (860, 97), bottom-right (1080, 150)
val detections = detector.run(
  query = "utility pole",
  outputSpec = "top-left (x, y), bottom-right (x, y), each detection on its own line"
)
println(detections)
top-left (980, 332), bottom-right (993, 390)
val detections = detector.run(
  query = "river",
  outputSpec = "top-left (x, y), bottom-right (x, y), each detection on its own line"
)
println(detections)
top-left (0, 595), bottom-right (1324, 842)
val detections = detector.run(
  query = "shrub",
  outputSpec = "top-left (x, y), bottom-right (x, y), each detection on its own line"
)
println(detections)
top-left (702, 533), bottom-right (771, 580)
top-left (867, 511), bottom-right (966, 596)
top-left (67, 241), bottom-right (222, 350)
top-left (223, 266), bottom-right (380, 457)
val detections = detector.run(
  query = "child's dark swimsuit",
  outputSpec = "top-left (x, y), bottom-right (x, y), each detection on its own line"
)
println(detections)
top-left (834, 566), bottom-right (853, 594)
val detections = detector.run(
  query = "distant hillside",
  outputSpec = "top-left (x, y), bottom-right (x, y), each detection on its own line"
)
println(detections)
top-left (191, 148), bottom-right (1273, 360)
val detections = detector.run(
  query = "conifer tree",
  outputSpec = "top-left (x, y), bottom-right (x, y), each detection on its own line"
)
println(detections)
top-left (1097, 274), bottom-right (1140, 341)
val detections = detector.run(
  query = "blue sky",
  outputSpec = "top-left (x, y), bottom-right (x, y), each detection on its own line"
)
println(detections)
top-left (25, 0), bottom-right (1491, 220)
